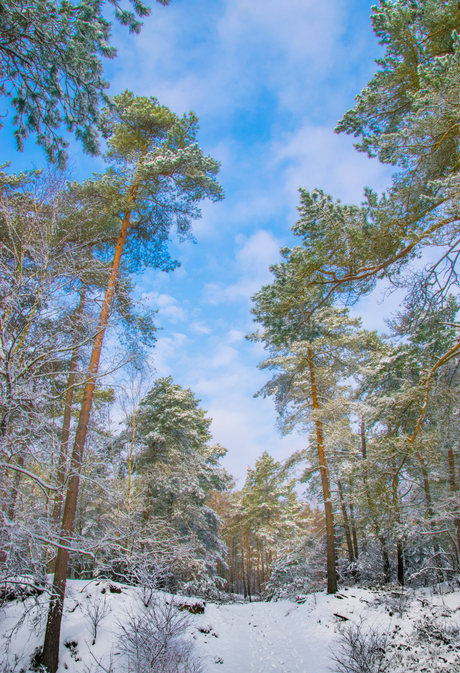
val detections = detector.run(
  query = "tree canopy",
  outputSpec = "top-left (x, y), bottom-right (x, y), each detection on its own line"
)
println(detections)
top-left (0, 0), bottom-right (169, 166)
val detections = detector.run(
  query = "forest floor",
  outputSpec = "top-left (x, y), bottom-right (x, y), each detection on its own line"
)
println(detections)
top-left (1, 579), bottom-right (460, 672)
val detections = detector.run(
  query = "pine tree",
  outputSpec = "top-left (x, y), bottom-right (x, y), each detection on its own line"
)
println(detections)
top-left (0, 0), bottom-right (170, 165)
top-left (132, 376), bottom-right (230, 585)
top-left (42, 93), bottom-right (223, 673)
top-left (273, 1), bottom-right (460, 433)
top-left (249, 263), bottom-right (375, 593)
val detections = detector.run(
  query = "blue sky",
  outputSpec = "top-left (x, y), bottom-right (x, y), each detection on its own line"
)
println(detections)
top-left (2, 0), bottom-right (399, 484)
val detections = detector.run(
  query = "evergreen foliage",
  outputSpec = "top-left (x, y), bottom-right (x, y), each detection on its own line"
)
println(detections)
top-left (0, 0), bottom-right (170, 166)
top-left (133, 377), bottom-right (230, 582)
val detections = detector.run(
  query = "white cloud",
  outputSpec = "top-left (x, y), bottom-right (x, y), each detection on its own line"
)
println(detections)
top-left (190, 321), bottom-right (212, 335)
top-left (142, 291), bottom-right (187, 322)
top-left (271, 124), bottom-right (393, 206)
top-left (217, 0), bottom-right (342, 66)
top-left (202, 230), bottom-right (281, 305)
top-left (190, 359), bottom-right (307, 483)
top-left (210, 344), bottom-right (239, 368)
top-left (158, 304), bottom-right (187, 322)
top-left (149, 333), bottom-right (189, 376)
top-left (227, 329), bottom-right (245, 343)
top-left (110, 0), bottom-right (355, 124)
top-left (236, 230), bottom-right (280, 274)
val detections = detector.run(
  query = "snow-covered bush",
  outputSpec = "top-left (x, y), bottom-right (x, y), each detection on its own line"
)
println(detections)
top-left (83, 593), bottom-right (110, 645)
top-left (118, 594), bottom-right (205, 673)
top-left (330, 618), bottom-right (391, 673)
top-left (263, 537), bottom-right (326, 599)
top-left (180, 574), bottom-right (226, 601)
top-left (388, 611), bottom-right (460, 672)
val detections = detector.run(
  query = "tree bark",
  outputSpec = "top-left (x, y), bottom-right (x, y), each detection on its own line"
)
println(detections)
top-left (379, 535), bottom-right (391, 583)
top-left (241, 530), bottom-right (247, 598)
top-left (391, 463), bottom-right (404, 586)
top-left (261, 542), bottom-right (265, 585)
top-left (307, 348), bottom-right (337, 594)
top-left (6, 455), bottom-right (24, 522)
top-left (256, 539), bottom-right (260, 594)
top-left (360, 421), bottom-right (367, 459)
top-left (51, 284), bottom-right (86, 529)
top-left (338, 479), bottom-right (355, 564)
top-left (416, 450), bottom-right (434, 519)
top-left (47, 286), bottom-right (87, 574)
top-left (349, 501), bottom-right (359, 559)
top-left (42, 189), bottom-right (136, 673)
top-left (361, 423), bottom-right (388, 579)
top-left (448, 446), bottom-right (460, 559)
top-left (246, 532), bottom-right (252, 602)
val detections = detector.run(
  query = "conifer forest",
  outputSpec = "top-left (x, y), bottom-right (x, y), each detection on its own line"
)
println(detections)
top-left (3, 1), bottom-right (460, 672)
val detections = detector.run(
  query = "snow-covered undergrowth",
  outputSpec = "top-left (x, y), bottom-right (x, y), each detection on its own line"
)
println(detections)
top-left (1, 580), bottom-right (460, 672)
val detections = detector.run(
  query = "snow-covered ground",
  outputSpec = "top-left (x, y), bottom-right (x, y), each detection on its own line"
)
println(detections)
top-left (2, 580), bottom-right (460, 672)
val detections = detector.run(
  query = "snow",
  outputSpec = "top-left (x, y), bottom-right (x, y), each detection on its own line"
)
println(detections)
top-left (2, 580), bottom-right (460, 672)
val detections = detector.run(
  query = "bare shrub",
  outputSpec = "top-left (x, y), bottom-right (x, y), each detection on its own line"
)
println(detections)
top-left (83, 648), bottom-right (116, 673)
top-left (389, 613), bottom-right (460, 672)
top-left (330, 619), bottom-right (390, 673)
top-left (83, 594), bottom-right (110, 645)
top-left (415, 613), bottom-right (459, 645)
top-left (132, 564), bottom-right (170, 609)
top-left (0, 653), bottom-right (23, 673)
top-left (381, 590), bottom-right (412, 618)
top-left (118, 594), bottom-right (205, 673)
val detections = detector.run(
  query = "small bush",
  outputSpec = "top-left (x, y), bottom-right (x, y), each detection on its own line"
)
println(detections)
top-left (380, 590), bottom-right (412, 618)
top-left (118, 594), bottom-right (205, 673)
top-left (83, 594), bottom-right (110, 644)
top-left (330, 619), bottom-right (390, 673)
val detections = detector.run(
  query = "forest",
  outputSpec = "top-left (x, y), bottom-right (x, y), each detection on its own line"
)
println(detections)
top-left (2, 0), bottom-right (460, 672)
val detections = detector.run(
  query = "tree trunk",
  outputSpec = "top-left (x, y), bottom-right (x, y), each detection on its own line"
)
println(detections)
top-left (261, 542), bottom-right (265, 585)
top-left (416, 450), bottom-right (434, 519)
top-left (361, 423), bottom-right (387, 578)
top-left (360, 421), bottom-right (367, 459)
top-left (349, 501), bottom-right (359, 559)
top-left (6, 455), bottom-right (24, 523)
top-left (448, 446), bottom-right (460, 559)
top-left (307, 348), bottom-right (337, 594)
top-left (397, 541), bottom-right (404, 586)
top-left (51, 284), bottom-right (86, 529)
top-left (246, 532), bottom-right (251, 602)
top-left (338, 479), bottom-right (355, 564)
top-left (47, 287), bottom-right (87, 574)
top-left (241, 531), bottom-right (247, 598)
top-left (42, 190), bottom-right (135, 673)
top-left (256, 539), bottom-right (260, 594)
top-left (379, 535), bottom-right (391, 583)
top-left (392, 464), bottom-right (404, 586)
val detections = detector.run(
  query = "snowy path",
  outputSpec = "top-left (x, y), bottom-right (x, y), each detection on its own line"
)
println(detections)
top-left (193, 595), bottom-right (338, 673)
top-left (3, 581), bottom-right (460, 672)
